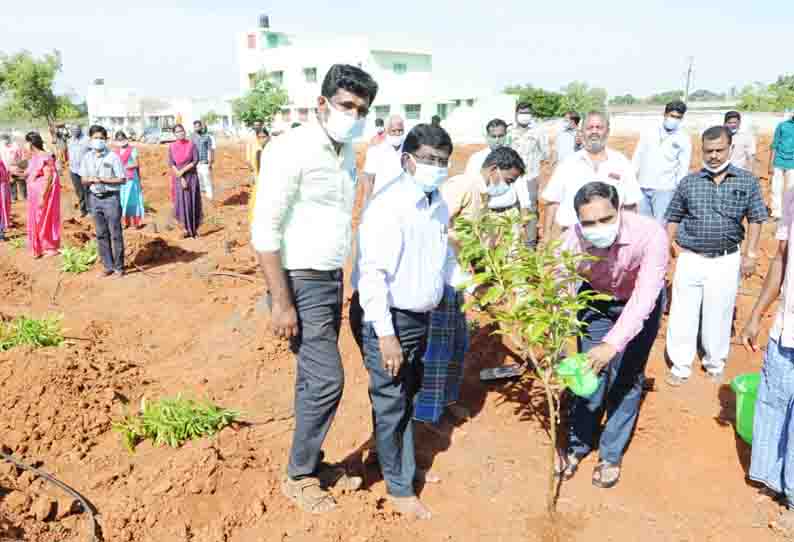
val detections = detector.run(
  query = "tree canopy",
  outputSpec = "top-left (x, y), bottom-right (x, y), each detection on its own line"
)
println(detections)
top-left (738, 75), bottom-right (794, 112)
top-left (232, 71), bottom-right (289, 127)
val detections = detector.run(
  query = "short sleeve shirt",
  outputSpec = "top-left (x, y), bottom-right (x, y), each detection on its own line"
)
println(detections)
top-left (542, 148), bottom-right (643, 227)
top-left (79, 150), bottom-right (125, 194)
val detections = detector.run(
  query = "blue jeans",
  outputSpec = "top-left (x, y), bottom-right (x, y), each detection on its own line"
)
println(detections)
top-left (567, 288), bottom-right (663, 464)
top-left (361, 309), bottom-right (428, 497)
top-left (90, 192), bottom-right (124, 273)
top-left (286, 271), bottom-right (345, 480)
top-left (638, 188), bottom-right (675, 224)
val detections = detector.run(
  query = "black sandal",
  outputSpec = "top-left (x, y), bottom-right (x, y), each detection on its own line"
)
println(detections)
top-left (592, 460), bottom-right (621, 489)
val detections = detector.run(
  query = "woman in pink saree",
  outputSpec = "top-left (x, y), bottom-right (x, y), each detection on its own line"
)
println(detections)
top-left (24, 132), bottom-right (61, 258)
top-left (168, 125), bottom-right (202, 238)
top-left (0, 160), bottom-right (11, 240)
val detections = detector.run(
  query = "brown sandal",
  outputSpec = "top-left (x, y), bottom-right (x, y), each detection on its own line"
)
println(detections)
top-left (555, 453), bottom-right (581, 481)
top-left (281, 476), bottom-right (337, 514)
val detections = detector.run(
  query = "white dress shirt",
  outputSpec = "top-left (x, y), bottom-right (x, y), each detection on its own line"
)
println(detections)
top-left (632, 123), bottom-right (693, 191)
top-left (357, 173), bottom-right (460, 337)
top-left (250, 124), bottom-right (356, 270)
top-left (729, 130), bottom-right (757, 171)
top-left (542, 148), bottom-right (643, 227)
top-left (363, 141), bottom-right (403, 195)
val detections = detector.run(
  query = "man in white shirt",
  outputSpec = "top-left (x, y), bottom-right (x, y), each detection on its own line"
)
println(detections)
top-left (725, 110), bottom-right (757, 172)
top-left (356, 124), bottom-right (461, 520)
top-left (631, 100), bottom-right (693, 223)
top-left (463, 118), bottom-right (508, 176)
top-left (251, 64), bottom-right (378, 515)
top-left (509, 102), bottom-right (550, 248)
top-left (360, 114), bottom-right (405, 201)
top-left (541, 111), bottom-right (642, 241)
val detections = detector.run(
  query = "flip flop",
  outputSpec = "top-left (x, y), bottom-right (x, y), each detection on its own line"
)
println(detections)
top-left (555, 453), bottom-right (581, 481)
top-left (592, 460), bottom-right (621, 489)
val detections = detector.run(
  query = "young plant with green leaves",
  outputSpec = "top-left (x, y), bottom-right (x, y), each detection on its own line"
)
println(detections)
top-left (113, 395), bottom-right (239, 452)
top-left (0, 315), bottom-right (64, 351)
top-left (60, 240), bottom-right (98, 273)
top-left (455, 208), bottom-right (609, 516)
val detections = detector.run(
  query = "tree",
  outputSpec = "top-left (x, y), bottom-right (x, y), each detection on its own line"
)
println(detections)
top-left (232, 70), bottom-right (289, 127)
top-left (559, 81), bottom-right (607, 114)
top-left (0, 50), bottom-right (75, 127)
top-left (504, 85), bottom-right (563, 119)
top-left (770, 74), bottom-right (794, 110)
top-left (688, 89), bottom-right (726, 102)
top-left (455, 209), bottom-right (610, 521)
top-left (646, 90), bottom-right (684, 105)
top-left (201, 110), bottom-right (221, 126)
top-left (738, 82), bottom-right (776, 112)
top-left (609, 94), bottom-right (639, 106)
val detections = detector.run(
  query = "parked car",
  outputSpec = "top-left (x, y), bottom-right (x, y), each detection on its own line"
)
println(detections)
top-left (142, 127), bottom-right (161, 144)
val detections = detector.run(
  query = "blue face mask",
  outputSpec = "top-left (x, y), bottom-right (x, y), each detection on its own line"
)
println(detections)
top-left (90, 139), bottom-right (107, 152)
top-left (663, 117), bottom-right (681, 132)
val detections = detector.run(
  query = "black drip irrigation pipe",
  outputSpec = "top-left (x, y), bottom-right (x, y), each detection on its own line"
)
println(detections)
top-left (0, 451), bottom-right (99, 542)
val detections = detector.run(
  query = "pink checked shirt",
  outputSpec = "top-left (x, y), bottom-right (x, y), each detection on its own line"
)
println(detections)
top-left (771, 190), bottom-right (794, 348)
top-left (560, 211), bottom-right (669, 352)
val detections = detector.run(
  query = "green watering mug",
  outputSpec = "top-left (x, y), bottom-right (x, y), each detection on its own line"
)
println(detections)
top-left (556, 353), bottom-right (599, 398)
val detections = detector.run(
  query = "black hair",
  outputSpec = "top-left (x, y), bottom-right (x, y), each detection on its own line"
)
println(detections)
top-left (321, 64), bottom-right (378, 105)
top-left (431, 115), bottom-right (442, 125)
top-left (25, 131), bottom-right (45, 151)
top-left (516, 101), bottom-right (531, 113)
top-left (567, 111), bottom-right (581, 125)
top-left (665, 100), bottom-right (687, 115)
top-left (485, 118), bottom-right (508, 132)
top-left (574, 181), bottom-right (620, 215)
top-left (173, 124), bottom-right (185, 133)
top-left (482, 147), bottom-right (526, 177)
top-left (702, 125), bottom-right (733, 145)
top-left (375, 118), bottom-right (384, 127)
top-left (88, 124), bottom-right (107, 138)
top-left (291, 122), bottom-right (302, 128)
top-left (256, 127), bottom-right (270, 136)
top-left (193, 120), bottom-right (202, 126)
top-left (402, 123), bottom-right (453, 156)
top-left (114, 130), bottom-right (128, 141)
top-left (724, 110), bottom-right (741, 123)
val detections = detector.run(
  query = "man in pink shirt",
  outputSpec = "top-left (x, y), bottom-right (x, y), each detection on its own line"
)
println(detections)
top-left (556, 181), bottom-right (669, 489)
top-left (0, 134), bottom-right (26, 201)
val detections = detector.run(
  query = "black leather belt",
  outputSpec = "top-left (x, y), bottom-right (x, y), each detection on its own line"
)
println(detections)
top-left (89, 191), bottom-right (120, 199)
top-left (693, 245), bottom-right (739, 258)
top-left (287, 269), bottom-right (343, 281)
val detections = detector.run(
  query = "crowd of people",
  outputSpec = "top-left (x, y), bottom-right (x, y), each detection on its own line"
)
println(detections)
top-left (0, 120), bottom-right (224, 273)
top-left (248, 63), bottom-right (794, 525)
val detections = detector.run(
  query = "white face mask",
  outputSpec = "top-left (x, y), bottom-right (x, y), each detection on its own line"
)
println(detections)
top-left (322, 100), bottom-right (364, 143)
top-left (387, 134), bottom-right (404, 149)
top-left (516, 113), bottom-right (534, 127)
top-left (581, 217), bottom-right (620, 249)
top-left (703, 159), bottom-right (731, 175)
top-left (407, 156), bottom-right (448, 193)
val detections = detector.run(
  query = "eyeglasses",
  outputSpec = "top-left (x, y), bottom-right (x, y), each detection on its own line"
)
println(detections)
top-left (413, 154), bottom-right (450, 168)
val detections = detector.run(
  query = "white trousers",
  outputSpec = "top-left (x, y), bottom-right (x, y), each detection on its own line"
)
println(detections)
top-left (197, 163), bottom-right (214, 200)
top-left (666, 249), bottom-right (741, 378)
top-left (771, 168), bottom-right (794, 218)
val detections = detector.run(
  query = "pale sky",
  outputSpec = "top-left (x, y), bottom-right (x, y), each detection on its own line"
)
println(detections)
top-left (0, 0), bottom-right (788, 100)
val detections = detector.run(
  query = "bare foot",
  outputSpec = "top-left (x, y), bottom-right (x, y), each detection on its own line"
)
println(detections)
top-left (388, 495), bottom-right (432, 520)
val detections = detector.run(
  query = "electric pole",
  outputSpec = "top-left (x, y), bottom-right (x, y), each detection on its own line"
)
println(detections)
top-left (684, 56), bottom-right (694, 103)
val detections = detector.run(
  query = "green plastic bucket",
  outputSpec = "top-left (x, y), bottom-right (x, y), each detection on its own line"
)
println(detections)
top-left (556, 354), bottom-right (599, 398)
top-left (730, 373), bottom-right (761, 445)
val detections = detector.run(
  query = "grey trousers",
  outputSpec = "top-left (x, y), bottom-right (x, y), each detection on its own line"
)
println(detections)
top-left (286, 271), bottom-right (345, 480)
top-left (89, 192), bottom-right (124, 273)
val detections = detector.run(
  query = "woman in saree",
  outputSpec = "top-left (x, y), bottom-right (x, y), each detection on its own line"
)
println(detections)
top-left (24, 132), bottom-right (61, 258)
top-left (168, 125), bottom-right (202, 238)
top-left (114, 131), bottom-right (145, 229)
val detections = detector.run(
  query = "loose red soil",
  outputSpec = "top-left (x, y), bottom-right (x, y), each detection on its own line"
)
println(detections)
top-left (0, 135), bottom-right (784, 541)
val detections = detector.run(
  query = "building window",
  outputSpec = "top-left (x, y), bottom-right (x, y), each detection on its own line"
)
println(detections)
top-left (304, 68), bottom-right (317, 83)
top-left (270, 71), bottom-right (284, 86)
top-left (393, 63), bottom-right (407, 75)
top-left (374, 105), bottom-right (391, 120)
top-left (436, 104), bottom-right (449, 120)
top-left (298, 108), bottom-right (309, 122)
top-left (247, 33), bottom-right (257, 49)
top-left (266, 33), bottom-right (280, 48)
top-left (466, 99), bottom-right (475, 107)
top-left (281, 109), bottom-right (291, 122)
top-left (404, 104), bottom-right (421, 120)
